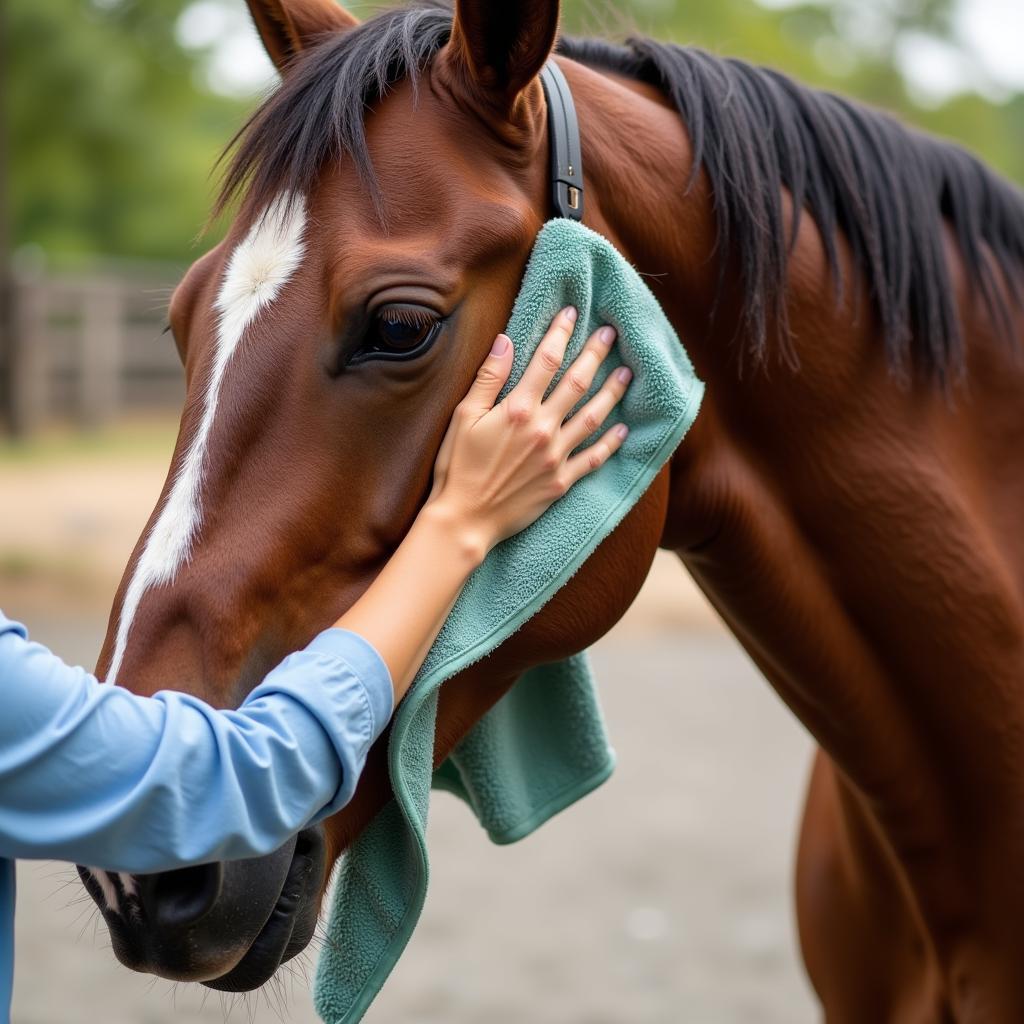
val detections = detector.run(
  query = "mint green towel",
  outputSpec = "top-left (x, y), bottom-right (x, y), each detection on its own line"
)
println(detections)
top-left (313, 219), bottom-right (704, 1022)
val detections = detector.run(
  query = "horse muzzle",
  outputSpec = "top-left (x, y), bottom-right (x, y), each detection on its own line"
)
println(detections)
top-left (77, 826), bottom-right (326, 992)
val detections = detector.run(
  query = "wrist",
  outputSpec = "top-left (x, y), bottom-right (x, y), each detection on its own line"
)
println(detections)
top-left (415, 499), bottom-right (490, 571)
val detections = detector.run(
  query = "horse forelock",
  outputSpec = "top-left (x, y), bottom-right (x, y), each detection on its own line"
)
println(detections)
top-left (106, 195), bottom-right (308, 686)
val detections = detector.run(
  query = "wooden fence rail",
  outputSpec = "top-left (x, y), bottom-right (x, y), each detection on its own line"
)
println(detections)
top-left (0, 267), bottom-right (186, 436)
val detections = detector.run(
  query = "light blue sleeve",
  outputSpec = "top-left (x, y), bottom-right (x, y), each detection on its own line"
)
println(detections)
top-left (0, 613), bottom-right (393, 873)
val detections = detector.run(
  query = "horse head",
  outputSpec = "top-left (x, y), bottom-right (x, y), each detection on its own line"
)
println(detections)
top-left (80, 0), bottom-right (672, 992)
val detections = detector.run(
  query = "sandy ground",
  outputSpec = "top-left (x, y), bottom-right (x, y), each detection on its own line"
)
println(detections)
top-left (1, 424), bottom-right (819, 1023)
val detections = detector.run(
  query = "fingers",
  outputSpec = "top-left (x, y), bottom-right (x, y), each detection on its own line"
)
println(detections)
top-left (459, 333), bottom-right (515, 416)
top-left (544, 323), bottom-right (617, 419)
top-left (508, 306), bottom-right (578, 401)
top-left (560, 363), bottom-right (633, 451)
top-left (564, 422), bottom-right (630, 488)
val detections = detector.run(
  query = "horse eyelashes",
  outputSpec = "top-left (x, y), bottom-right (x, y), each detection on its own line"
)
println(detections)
top-left (346, 304), bottom-right (444, 366)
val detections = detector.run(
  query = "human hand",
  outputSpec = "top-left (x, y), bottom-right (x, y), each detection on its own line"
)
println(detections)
top-left (425, 307), bottom-right (632, 557)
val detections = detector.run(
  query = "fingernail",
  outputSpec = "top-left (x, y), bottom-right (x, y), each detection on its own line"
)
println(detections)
top-left (563, 306), bottom-right (578, 323)
top-left (615, 423), bottom-right (629, 440)
top-left (615, 366), bottom-right (633, 383)
top-left (491, 334), bottom-right (510, 356)
top-left (598, 326), bottom-right (616, 345)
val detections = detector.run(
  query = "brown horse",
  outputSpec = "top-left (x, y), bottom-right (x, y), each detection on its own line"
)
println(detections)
top-left (78, 0), bottom-right (1024, 1018)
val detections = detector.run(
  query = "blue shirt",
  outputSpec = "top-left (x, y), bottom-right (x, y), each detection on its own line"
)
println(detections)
top-left (0, 612), bottom-right (393, 1024)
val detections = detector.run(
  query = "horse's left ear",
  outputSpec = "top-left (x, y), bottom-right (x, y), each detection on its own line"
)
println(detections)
top-left (246, 0), bottom-right (359, 73)
top-left (444, 0), bottom-right (560, 113)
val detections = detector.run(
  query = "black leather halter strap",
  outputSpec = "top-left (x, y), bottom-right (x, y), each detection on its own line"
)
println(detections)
top-left (539, 62), bottom-right (584, 221)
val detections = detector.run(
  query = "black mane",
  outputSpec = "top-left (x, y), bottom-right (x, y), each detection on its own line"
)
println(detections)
top-left (219, 3), bottom-right (1024, 380)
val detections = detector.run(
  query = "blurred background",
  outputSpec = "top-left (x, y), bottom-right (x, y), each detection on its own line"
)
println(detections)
top-left (1, 0), bottom-right (1022, 1021)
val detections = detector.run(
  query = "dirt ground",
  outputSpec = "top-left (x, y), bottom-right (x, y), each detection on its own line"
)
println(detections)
top-left (1, 423), bottom-right (818, 1023)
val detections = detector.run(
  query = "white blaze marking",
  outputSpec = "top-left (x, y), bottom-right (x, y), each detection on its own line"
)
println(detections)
top-left (106, 194), bottom-right (307, 685)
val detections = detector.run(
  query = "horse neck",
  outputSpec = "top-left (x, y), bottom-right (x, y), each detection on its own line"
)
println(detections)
top-left (565, 57), bottom-right (936, 535)
top-left (568, 56), bottom-right (1024, 901)
top-left (566, 55), bottom-right (925, 775)
top-left (565, 59), bottom-right (775, 551)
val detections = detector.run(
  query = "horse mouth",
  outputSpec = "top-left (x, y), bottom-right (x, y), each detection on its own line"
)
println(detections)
top-left (200, 832), bottom-right (321, 992)
top-left (81, 827), bottom-right (326, 992)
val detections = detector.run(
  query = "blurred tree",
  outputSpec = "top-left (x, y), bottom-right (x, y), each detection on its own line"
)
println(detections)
top-left (2, 0), bottom-right (1021, 269)
top-left (5, 0), bottom-right (247, 266)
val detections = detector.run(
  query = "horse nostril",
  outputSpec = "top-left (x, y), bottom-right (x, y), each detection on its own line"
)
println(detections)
top-left (137, 863), bottom-right (224, 930)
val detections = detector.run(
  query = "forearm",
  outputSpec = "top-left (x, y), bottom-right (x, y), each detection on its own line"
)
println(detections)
top-left (0, 618), bottom-right (389, 871)
top-left (333, 502), bottom-right (485, 704)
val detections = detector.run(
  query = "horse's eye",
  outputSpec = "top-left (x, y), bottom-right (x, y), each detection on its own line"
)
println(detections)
top-left (376, 311), bottom-right (434, 351)
top-left (350, 305), bottom-right (443, 364)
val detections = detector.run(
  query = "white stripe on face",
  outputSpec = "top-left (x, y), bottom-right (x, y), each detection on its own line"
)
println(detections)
top-left (106, 194), bottom-right (307, 686)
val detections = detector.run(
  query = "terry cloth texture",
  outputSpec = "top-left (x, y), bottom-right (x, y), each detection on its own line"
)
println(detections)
top-left (313, 218), bottom-right (704, 1023)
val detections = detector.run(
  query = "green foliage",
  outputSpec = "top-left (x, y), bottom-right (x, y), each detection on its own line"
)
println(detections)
top-left (6, 0), bottom-right (248, 265)
top-left (4, 0), bottom-right (1023, 266)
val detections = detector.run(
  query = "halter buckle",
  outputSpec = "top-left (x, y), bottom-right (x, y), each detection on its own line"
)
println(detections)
top-left (540, 63), bottom-right (585, 222)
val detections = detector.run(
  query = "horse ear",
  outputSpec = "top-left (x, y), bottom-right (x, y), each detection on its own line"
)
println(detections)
top-left (445, 0), bottom-right (560, 110)
top-left (246, 0), bottom-right (359, 72)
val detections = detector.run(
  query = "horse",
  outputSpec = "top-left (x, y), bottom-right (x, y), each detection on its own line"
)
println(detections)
top-left (77, 0), bottom-right (1024, 1018)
